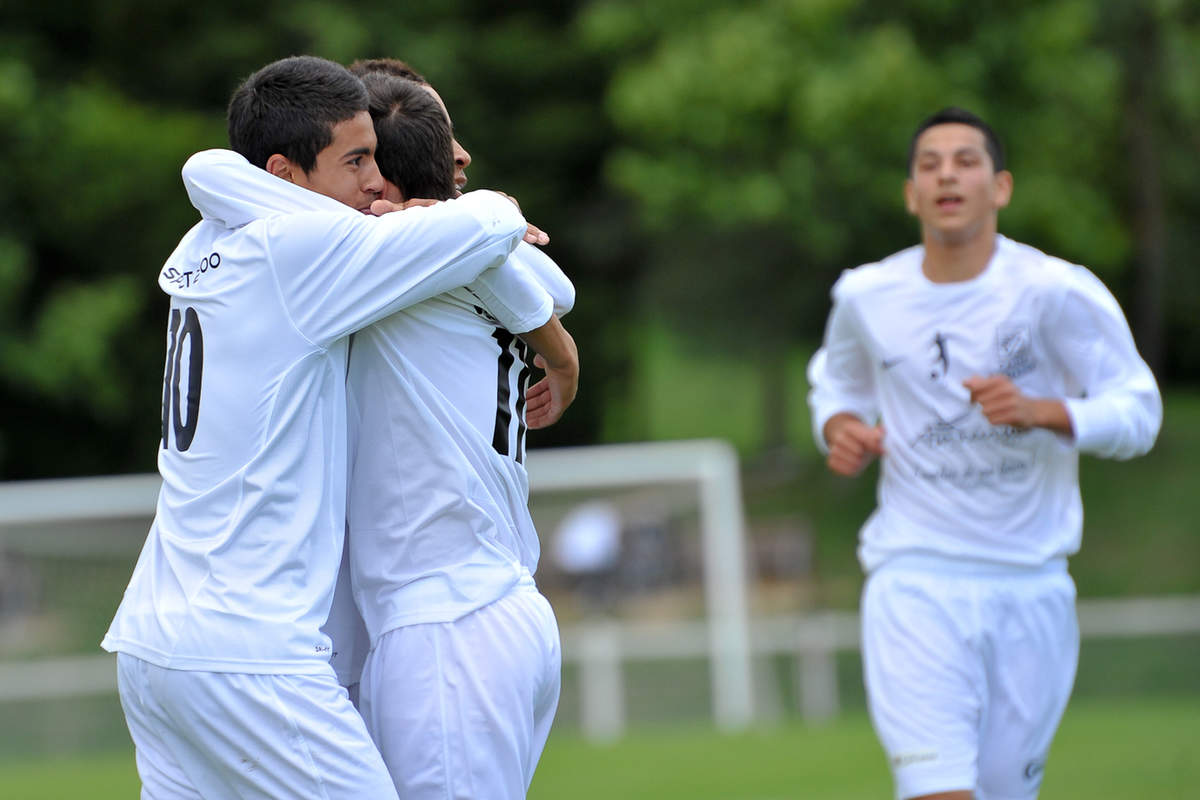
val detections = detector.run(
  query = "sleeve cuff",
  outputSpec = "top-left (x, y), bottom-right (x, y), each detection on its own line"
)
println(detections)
top-left (467, 278), bottom-right (554, 334)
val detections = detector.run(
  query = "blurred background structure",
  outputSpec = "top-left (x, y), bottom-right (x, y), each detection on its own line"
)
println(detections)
top-left (1, 0), bottom-right (1198, 795)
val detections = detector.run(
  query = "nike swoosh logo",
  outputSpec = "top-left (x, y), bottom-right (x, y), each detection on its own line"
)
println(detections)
top-left (881, 357), bottom-right (905, 370)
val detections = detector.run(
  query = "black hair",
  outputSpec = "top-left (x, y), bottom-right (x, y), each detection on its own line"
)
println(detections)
top-left (363, 73), bottom-right (456, 201)
top-left (349, 57), bottom-right (428, 85)
top-left (908, 107), bottom-right (1005, 173)
top-left (227, 55), bottom-right (368, 172)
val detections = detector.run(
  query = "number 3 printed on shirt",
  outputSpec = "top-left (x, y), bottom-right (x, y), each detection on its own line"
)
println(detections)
top-left (161, 306), bottom-right (204, 451)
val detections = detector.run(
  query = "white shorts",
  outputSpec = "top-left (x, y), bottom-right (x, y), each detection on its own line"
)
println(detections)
top-left (116, 654), bottom-right (398, 800)
top-left (861, 557), bottom-right (1078, 800)
top-left (359, 585), bottom-right (561, 800)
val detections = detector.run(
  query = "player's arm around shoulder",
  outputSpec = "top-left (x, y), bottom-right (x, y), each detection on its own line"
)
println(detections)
top-left (271, 191), bottom-right (529, 346)
top-left (181, 149), bottom-right (347, 226)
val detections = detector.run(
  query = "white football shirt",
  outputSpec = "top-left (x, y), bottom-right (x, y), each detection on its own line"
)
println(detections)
top-left (808, 235), bottom-right (1161, 572)
top-left (102, 150), bottom-right (527, 673)
top-left (345, 242), bottom-right (575, 641)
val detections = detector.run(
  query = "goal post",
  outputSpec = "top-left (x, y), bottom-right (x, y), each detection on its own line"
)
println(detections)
top-left (526, 439), bottom-right (755, 731)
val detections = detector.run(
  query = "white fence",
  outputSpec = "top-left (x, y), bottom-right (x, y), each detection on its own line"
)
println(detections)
top-left (3, 597), bottom-right (1200, 742)
top-left (2, 454), bottom-right (1199, 742)
top-left (564, 595), bottom-right (1200, 739)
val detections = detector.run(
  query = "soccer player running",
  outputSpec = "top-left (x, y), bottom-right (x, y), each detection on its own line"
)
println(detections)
top-left (807, 107), bottom-right (1161, 800)
top-left (102, 55), bottom-right (540, 799)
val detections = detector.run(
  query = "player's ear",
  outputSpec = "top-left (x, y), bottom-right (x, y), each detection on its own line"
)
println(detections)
top-left (993, 170), bottom-right (1013, 210)
top-left (265, 154), bottom-right (296, 183)
top-left (904, 178), bottom-right (918, 216)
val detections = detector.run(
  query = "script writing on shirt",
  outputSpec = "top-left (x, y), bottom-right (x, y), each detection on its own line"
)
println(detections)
top-left (163, 252), bottom-right (222, 289)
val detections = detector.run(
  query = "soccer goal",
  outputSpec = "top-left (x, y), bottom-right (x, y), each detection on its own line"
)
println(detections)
top-left (0, 439), bottom-right (756, 743)
top-left (526, 439), bottom-right (754, 738)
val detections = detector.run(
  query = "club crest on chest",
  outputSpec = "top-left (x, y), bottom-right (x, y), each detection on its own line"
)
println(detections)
top-left (996, 323), bottom-right (1036, 379)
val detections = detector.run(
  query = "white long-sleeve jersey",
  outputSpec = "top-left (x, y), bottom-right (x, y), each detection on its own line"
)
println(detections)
top-left (102, 150), bottom-right (527, 674)
top-left (324, 240), bottom-right (573, 679)
top-left (345, 239), bottom-right (574, 642)
top-left (807, 235), bottom-right (1161, 572)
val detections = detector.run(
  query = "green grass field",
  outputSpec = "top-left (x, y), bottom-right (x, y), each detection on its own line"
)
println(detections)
top-left (536, 698), bottom-right (1200, 798)
top-left (4, 697), bottom-right (1196, 799)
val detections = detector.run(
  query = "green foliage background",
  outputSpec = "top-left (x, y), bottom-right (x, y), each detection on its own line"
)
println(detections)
top-left (1, 0), bottom-right (1197, 476)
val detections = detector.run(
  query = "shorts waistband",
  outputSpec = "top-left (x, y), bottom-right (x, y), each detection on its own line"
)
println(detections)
top-left (873, 553), bottom-right (1068, 578)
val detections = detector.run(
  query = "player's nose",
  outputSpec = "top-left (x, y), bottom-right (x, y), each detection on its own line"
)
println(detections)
top-left (453, 140), bottom-right (472, 188)
top-left (362, 158), bottom-right (384, 196)
top-left (453, 140), bottom-right (471, 170)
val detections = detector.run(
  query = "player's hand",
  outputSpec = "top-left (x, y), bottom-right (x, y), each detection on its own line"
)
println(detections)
top-left (523, 223), bottom-right (550, 246)
top-left (369, 198), bottom-right (439, 215)
top-left (525, 351), bottom-right (578, 430)
top-left (824, 414), bottom-right (886, 477)
top-left (964, 375), bottom-right (1034, 428)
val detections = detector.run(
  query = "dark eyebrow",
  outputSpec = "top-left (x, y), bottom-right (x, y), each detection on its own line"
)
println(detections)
top-left (917, 145), bottom-right (984, 160)
top-left (342, 147), bottom-right (371, 160)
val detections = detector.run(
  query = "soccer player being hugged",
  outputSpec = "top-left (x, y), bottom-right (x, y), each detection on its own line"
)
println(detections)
top-left (807, 107), bottom-right (1161, 800)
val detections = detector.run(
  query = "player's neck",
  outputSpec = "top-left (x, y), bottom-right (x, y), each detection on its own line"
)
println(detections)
top-left (920, 224), bottom-right (998, 284)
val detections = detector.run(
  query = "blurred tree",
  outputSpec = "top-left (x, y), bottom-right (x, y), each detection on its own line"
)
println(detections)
top-left (0, 0), bottom-right (635, 478)
top-left (1, 0), bottom-right (1195, 478)
top-left (580, 0), bottom-right (1199, 454)
top-left (1097, 0), bottom-right (1200, 380)
top-left (0, 52), bottom-right (221, 477)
